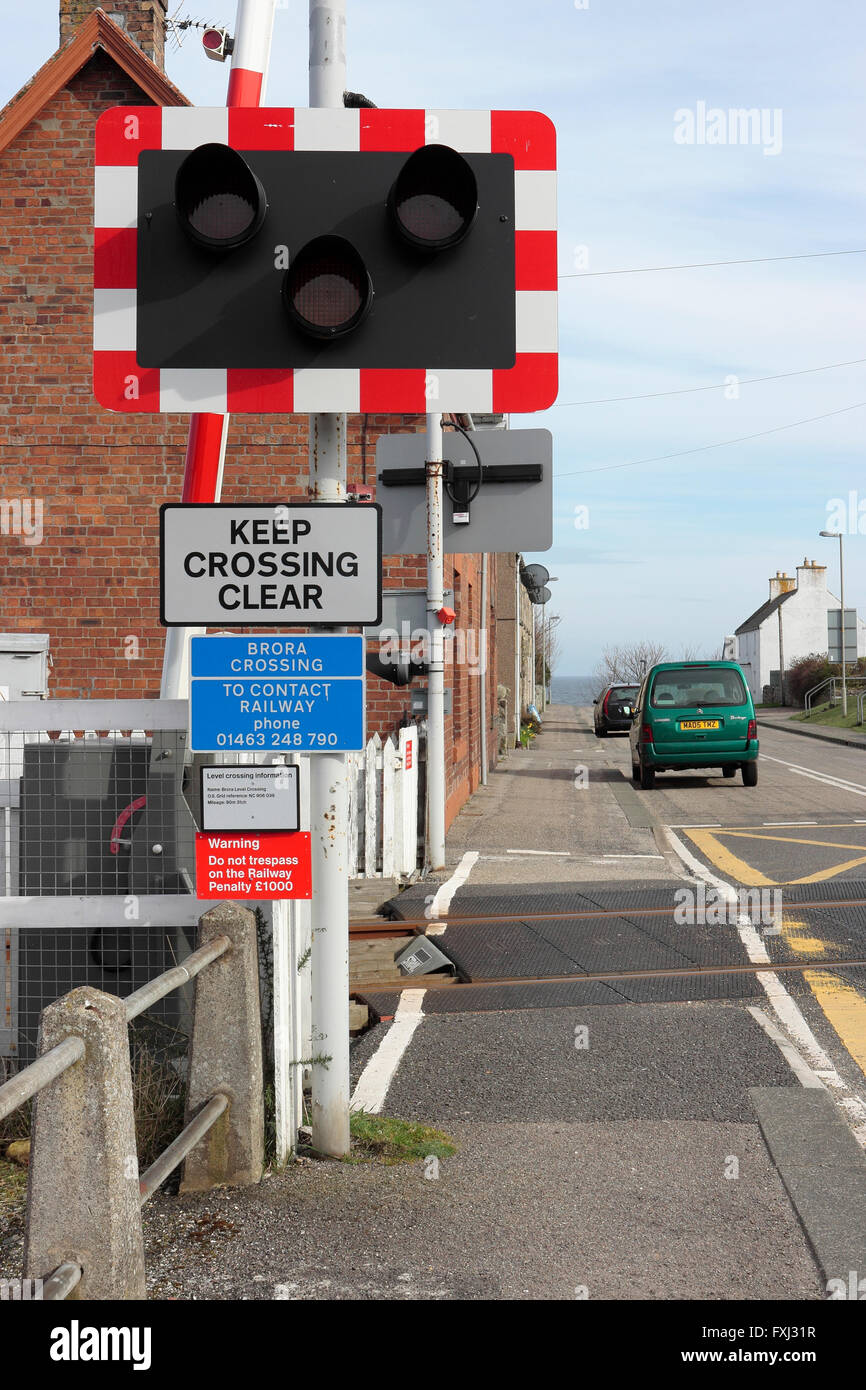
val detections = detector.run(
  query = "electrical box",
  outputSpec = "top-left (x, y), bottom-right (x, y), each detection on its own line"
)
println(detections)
top-left (0, 634), bottom-right (50, 699)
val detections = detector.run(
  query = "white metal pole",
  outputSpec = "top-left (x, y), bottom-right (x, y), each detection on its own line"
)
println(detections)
top-left (840, 534), bottom-right (848, 717)
top-left (480, 549), bottom-right (488, 785)
top-left (308, 0), bottom-right (350, 1158)
top-left (514, 558), bottom-right (520, 746)
top-left (531, 602), bottom-right (536, 710)
top-left (426, 412), bottom-right (446, 868)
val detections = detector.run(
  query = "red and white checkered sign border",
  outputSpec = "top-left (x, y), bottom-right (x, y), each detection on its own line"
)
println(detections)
top-left (93, 107), bottom-right (557, 415)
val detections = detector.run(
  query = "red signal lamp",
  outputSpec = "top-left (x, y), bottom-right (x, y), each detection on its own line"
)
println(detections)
top-left (202, 27), bottom-right (234, 62)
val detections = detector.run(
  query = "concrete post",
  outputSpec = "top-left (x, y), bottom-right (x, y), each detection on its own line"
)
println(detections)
top-left (181, 904), bottom-right (264, 1191)
top-left (24, 986), bottom-right (145, 1300)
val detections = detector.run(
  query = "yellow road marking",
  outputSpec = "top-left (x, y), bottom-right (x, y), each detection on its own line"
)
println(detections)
top-left (803, 970), bottom-right (866, 1080)
top-left (779, 919), bottom-right (827, 958)
top-left (683, 828), bottom-right (866, 886)
top-left (789, 855), bottom-right (866, 885)
top-left (715, 831), bottom-right (866, 852)
top-left (681, 828), bottom-right (866, 1084)
top-left (684, 829), bottom-right (774, 885)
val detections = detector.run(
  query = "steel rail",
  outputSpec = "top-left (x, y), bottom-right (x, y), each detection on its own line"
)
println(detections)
top-left (138, 1093), bottom-right (229, 1204)
top-left (359, 955), bottom-right (866, 994)
top-left (124, 935), bottom-right (231, 1021)
top-left (356, 895), bottom-right (866, 933)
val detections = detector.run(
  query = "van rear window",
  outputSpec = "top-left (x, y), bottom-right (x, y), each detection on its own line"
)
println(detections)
top-left (650, 667), bottom-right (747, 709)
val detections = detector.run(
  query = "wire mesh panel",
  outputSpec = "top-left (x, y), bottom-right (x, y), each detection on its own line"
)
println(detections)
top-left (0, 927), bottom-right (16, 1057)
top-left (15, 925), bottom-right (195, 1063)
top-left (12, 732), bottom-right (195, 896)
top-left (0, 702), bottom-right (198, 1062)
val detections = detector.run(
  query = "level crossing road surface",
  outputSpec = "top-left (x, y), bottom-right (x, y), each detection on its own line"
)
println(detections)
top-left (98, 704), bottom-right (866, 1301)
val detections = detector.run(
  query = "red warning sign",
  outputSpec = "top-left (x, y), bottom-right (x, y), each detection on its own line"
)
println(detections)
top-left (195, 831), bottom-right (312, 899)
top-left (405, 738), bottom-right (413, 771)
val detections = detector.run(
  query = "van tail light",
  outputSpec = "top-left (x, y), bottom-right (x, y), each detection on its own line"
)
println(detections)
top-left (747, 719), bottom-right (757, 740)
top-left (641, 724), bottom-right (653, 744)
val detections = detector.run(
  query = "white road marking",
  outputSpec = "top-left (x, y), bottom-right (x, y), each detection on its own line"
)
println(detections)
top-left (505, 848), bottom-right (570, 856)
top-left (763, 821), bottom-right (817, 827)
top-left (350, 989), bottom-right (425, 1115)
top-left (668, 823), bottom-right (721, 829)
top-left (663, 824), bottom-right (866, 1145)
top-left (662, 827), bottom-right (835, 1072)
top-left (762, 754), bottom-right (866, 796)
top-left (426, 850), bottom-right (479, 935)
top-left (602, 853), bottom-right (664, 859)
top-left (747, 1006), bottom-right (827, 1089)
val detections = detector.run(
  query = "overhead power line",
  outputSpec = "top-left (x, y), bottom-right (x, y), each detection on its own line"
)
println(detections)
top-left (553, 357), bottom-right (866, 408)
top-left (559, 249), bottom-right (866, 279)
top-left (556, 401), bottom-right (866, 479)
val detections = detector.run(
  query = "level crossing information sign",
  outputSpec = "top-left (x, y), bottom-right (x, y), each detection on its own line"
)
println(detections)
top-left (189, 634), bottom-right (365, 753)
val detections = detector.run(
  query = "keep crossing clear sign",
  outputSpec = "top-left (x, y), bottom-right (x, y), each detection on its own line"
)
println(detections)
top-left (160, 503), bottom-right (382, 627)
top-left (189, 634), bottom-right (365, 753)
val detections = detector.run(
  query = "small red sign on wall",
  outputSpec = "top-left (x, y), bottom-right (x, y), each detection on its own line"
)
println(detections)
top-left (195, 831), bottom-right (312, 899)
top-left (405, 739), bottom-right (413, 771)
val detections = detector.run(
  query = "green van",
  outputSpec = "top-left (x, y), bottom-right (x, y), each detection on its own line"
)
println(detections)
top-left (628, 660), bottom-right (758, 789)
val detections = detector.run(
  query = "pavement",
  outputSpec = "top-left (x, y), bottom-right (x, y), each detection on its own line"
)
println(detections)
top-left (758, 706), bottom-right (866, 750)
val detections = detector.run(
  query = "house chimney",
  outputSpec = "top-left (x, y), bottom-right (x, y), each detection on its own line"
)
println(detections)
top-left (769, 571), bottom-right (796, 599)
top-left (61, 1), bottom-right (169, 69)
top-left (796, 557), bottom-right (827, 591)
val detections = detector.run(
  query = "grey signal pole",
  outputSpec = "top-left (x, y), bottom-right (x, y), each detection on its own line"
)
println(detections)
top-left (426, 412), bottom-right (446, 868)
top-left (308, 0), bottom-right (350, 1158)
top-left (820, 529), bottom-right (848, 718)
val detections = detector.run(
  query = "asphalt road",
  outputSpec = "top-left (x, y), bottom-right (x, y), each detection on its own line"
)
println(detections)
top-left (344, 702), bottom-right (866, 1301)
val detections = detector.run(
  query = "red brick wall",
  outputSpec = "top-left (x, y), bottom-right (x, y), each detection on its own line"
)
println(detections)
top-left (0, 51), bottom-right (501, 826)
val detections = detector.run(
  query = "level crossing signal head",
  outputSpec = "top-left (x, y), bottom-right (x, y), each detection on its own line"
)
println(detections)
top-left (175, 143), bottom-right (267, 250)
top-left (388, 144), bottom-right (478, 251)
top-left (201, 26), bottom-right (233, 62)
top-left (93, 107), bottom-right (557, 414)
top-left (282, 234), bottom-right (374, 339)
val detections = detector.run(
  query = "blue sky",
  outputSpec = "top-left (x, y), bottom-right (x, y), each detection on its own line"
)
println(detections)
top-left (3, 0), bottom-right (865, 674)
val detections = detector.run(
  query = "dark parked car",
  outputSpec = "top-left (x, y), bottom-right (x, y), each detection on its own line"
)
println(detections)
top-left (594, 684), bottom-right (640, 736)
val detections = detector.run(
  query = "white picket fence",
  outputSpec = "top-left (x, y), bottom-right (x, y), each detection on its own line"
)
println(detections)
top-left (346, 724), bottom-right (423, 879)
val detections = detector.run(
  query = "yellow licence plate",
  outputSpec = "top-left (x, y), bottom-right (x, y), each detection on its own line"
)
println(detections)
top-left (680, 719), bottom-right (720, 730)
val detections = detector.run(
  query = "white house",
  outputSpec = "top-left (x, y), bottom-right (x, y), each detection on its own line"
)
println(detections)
top-left (732, 558), bottom-right (866, 702)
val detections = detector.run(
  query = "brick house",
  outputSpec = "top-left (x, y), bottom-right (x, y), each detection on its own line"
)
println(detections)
top-left (0, 0), bottom-right (527, 828)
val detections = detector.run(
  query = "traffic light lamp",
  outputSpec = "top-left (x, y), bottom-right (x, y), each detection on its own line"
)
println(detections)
top-left (365, 648), bottom-right (429, 688)
top-left (94, 107), bottom-right (557, 413)
top-left (175, 143), bottom-right (267, 249)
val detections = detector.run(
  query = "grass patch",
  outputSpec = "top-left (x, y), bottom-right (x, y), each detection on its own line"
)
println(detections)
top-left (298, 1111), bottom-right (457, 1166)
top-left (0, 1158), bottom-right (28, 1221)
top-left (792, 701), bottom-right (866, 731)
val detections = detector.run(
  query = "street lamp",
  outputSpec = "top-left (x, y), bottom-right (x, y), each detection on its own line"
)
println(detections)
top-left (819, 530), bottom-right (847, 717)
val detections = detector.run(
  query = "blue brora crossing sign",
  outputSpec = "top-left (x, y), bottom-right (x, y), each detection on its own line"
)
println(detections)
top-left (189, 634), bottom-right (365, 753)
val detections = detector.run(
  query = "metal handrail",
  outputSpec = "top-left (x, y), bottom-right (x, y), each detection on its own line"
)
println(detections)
top-left (805, 676), bottom-right (836, 713)
top-left (124, 935), bottom-right (230, 1021)
top-left (138, 1092), bottom-right (229, 1204)
top-left (1, 910), bottom-right (249, 1300)
top-left (804, 674), bottom-right (866, 716)
top-left (0, 937), bottom-right (232, 1125)
top-left (0, 1035), bottom-right (85, 1123)
top-left (42, 1262), bottom-right (83, 1301)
